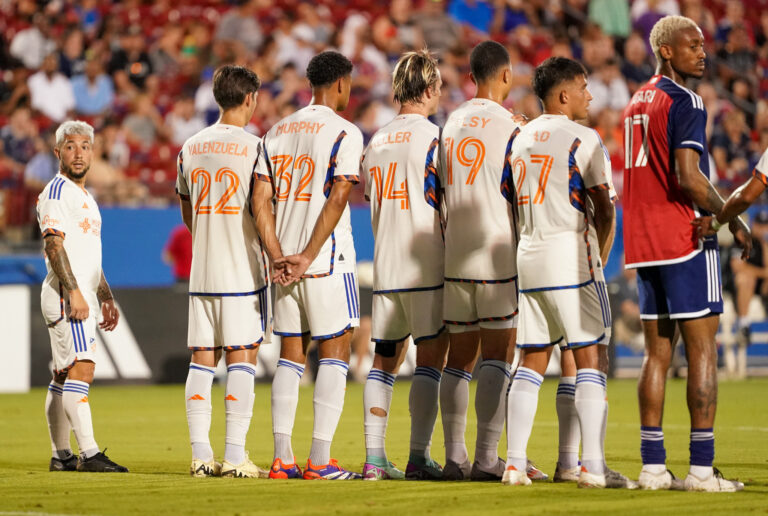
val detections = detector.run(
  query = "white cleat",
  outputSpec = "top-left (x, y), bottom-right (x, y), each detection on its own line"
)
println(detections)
top-left (578, 468), bottom-right (607, 489)
top-left (190, 458), bottom-right (221, 477)
top-left (552, 463), bottom-right (580, 483)
top-left (684, 468), bottom-right (744, 492)
top-left (221, 452), bottom-right (269, 478)
top-left (604, 468), bottom-right (638, 489)
top-left (638, 467), bottom-right (684, 490)
top-left (501, 466), bottom-right (532, 486)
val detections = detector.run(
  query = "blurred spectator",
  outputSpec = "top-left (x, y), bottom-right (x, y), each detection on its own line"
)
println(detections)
top-left (28, 52), bottom-right (75, 123)
top-left (150, 24), bottom-right (184, 80)
top-left (123, 94), bottom-right (166, 149)
top-left (447, 0), bottom-right (495, 34)
top-left (88, 134), bottom-right (128, 204)
top-left (588, 0), bottom-right (631, 39)
top-left (293, 2), bottom-right (334, 48)
top-left (214, 0), bottom-right (263, 61)
top-left (72, 54), bottom-right (115, 116)
top-left (23, 131), bottom-right (57, 193)
top-left (633, 0), bottom-right (670, 54)
top-left (166, 97), bottom-right (205, 147)
top-left (588, 58), bottom-right (630, 113)
top-left (608, 266), bottom-right (643, 352)
top-left (715, 0), bottom-right (753, 45)
top-left (717, 24), bottom-right (757, 85)
top-left (711, 110), bottom-right (753, 187)
top-left (621, 32), bottom-right (654, 94)
top-left (163, 224), bottom-right (192, 284)
top-left (0, 65), bottom-right (31, 116)
top-left (415, 0), bottom-right (461, 54)
top-left (108, 25), bottom-right (154, 93)
top-left (59, 28), bottom-right (86, 78)
top-left (0, 107), bottom-right (38, 177)
top-left (9, 13), bottom-right (56, 69)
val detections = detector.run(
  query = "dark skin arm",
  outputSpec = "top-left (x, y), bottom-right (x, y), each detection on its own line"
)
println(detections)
top-left (276, 180), bottom-right (354, 284)
top-left (676, 147), bottom-right (752, 259)
top-left (179, 196), bottom-right (193, 232)
top-left (97, 271), bottom-right (119, 331)
top-left (44, 234), bottom-right (89, 320)
top-left (696, 176), bottom-right (766, 232)
top-left (586, 188), bottom-right (615, 266)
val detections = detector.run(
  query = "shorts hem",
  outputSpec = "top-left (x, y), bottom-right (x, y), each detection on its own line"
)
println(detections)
top-left (189, 345), bottom-right (224, 351)
top-left (567, 333), bottom-right (608, 349)
top-left (273, 330), bottom-right (311, 338)
top-left (640, 308), bottom-right (720, 320)
top-left (518, 337), bottom-right (564, 348)
top-left (413, 326), bottom-right (446, 344)
top-left (311, 324), bottom-right (353, 341)
top-left (372, 334), bottom-right (410, 345)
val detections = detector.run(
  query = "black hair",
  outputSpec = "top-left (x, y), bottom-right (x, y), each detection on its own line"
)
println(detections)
top-left (532, 57), bottom-right (587, 101)
top-left (469, 41), bottom-right (510, 83)
top-left (212, 65), bottom-right (261, 110)
top-left (306, 51), bottom-right (353, 88)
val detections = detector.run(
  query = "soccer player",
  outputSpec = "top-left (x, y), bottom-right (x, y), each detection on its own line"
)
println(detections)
top-left (359, 49), bottom-right (448, 480)
top-left (252, 51), bottom-right (362, 480)
top-left (176, 65), bottom-right (268, 478)
top-left (438, 41), bottom-right (522, 481)
top-left (502, 56), bottom-right (616, 488)
top-left (38, 120), bottom-right (127, 473)
top-left (623, 16), bottom-right (748, 492)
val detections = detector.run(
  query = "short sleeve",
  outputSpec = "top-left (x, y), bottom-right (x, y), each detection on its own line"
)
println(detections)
top-left (753, 148), bottom-right (768, 186)
top-left (331, 128), bottom-right (363, 183)
top-left (670, 94), bottom-right (707, 154)
top-left (175, 151), bottom-right (190, 199)
top-left (254, 139), bottom-right (273, 184)
top-left (38, 191), bottom-right (68, 239)
top-left (584, 132), bottom-right (613, 197)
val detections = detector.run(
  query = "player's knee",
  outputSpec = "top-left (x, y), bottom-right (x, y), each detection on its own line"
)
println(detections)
top-left (69, 360), bottom-right (95, 383)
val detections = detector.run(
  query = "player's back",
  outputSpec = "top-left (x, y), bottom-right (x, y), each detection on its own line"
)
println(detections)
top-left (178, 123), bottom-right (266, 294)
top-left (622, 74), bottom-right (711, 267)
top-left (361, 114), bottom-right (443, 291)
top-left (509, 114), bottom-right (612, 290)
top-left (440, 99), bottom-right (520, 281)
top-left (260, 105), bottom-right (363, 276)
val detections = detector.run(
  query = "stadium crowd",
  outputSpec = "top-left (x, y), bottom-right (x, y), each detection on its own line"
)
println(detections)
top-left (2, 0), bottom-right (768, 235)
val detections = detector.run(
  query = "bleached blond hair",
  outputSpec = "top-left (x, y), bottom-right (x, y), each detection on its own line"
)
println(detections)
top-left (649, 15), bottom-right (701, 64)
top-left (392, 49), bottom-right (440, 105)
top-left (55, 120), bottom-right (94, 148)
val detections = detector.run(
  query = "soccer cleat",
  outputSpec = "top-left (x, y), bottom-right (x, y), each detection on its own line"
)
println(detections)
top-left (404, 457), bottom-right (442, 480)
top-left (303, 459), bottom-right (362, 480)
top-left (577, 466), bottom-right (606, 488)
top-left (470, 457), bottom-right (506, 481)
top-left (76, 450), bottom-right (128, 473)
top-left (49, 455), bottom-right (77, 472)
top-left (269, 457), bottom-right (303, 479)
top-left (221, 452), bottom-right (269, 478)
top-left (526, 459), bottom-right (549, 481)
top-left (190, 458), bottom-right (222, 477)
top-left (638, 467), bottom-right (684, 490)
top-left (684, 467), bottom-right (744, 492)
top-left (553, 463), bottom-right (580, 483)
top-left (364, 460), bottom-right (406, 480)
top-left (441, 458), bottom-right (471, 481)
top-left (604, 468), bottom-right (638, 489)
top-left (501, 465), bottom-right (532, 486)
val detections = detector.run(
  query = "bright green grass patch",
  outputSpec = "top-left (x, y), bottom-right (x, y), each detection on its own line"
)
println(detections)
top-left (0, 378), bottom-right (766, 515)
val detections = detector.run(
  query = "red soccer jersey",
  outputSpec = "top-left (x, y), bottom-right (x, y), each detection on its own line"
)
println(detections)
top-left (622, 75), bottom-right (713, 268)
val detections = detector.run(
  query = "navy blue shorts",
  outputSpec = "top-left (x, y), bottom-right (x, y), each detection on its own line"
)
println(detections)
top-left (636, 243), bottom-right (723, 320)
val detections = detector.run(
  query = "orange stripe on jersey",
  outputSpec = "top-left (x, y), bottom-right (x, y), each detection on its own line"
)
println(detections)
top-left (753, 168), bottom-right (768, 186)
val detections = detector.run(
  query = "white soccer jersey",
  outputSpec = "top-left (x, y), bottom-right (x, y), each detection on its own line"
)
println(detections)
top-left (508, 114), bottom-right (615, 291)
top-left (255, 104), bottom-right (363, 276)
top-left (362, 114), bottom-right (443, 292)
top-left (37, 173), bottom-right (103, 308)
top-left (176, 123), bottom-right (267, 295)
top-left (440, 99), bottom-right (521, 281)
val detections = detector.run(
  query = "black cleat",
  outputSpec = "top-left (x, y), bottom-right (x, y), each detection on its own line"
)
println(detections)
top-left (49, 455), bottom-right (78, 471)
top-left (76, 449), bottom-right (129, 473)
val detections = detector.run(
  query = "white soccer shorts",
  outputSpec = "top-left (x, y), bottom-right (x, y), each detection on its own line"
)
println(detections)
top-left (517, 279), bottom-right (611, 349)
top-left (443, 279), bottom-right (518, 333)
top-left (187, 287), bottom-right (268, 350)
top-left (274, 271), bottom-right (360, 340)
top-left (42, 287), bottom-right (97, 372)
top-left (372, 287), bottom-right (445, 344)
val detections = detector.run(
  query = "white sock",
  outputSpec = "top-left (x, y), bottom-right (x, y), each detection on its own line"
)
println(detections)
top-left (185, 363), bottom-right (215, 462)
top-left (272, 359), bottom-right (304, 462)
top-left (556, 376), bottom-right (580, 469)
top-left (224, 362), bottom-right (256, 465)
top-left (441, 367), bottom-right (472, 464)
top-left (46, 382), bottom-right (72, 458)
top-left (575, 368), bottom-right (607, 475)
top-left (505, 367), bottom-right (543, 471)
top-left (601, 395), bottom-right (609, 468)
top-left (474, 360), bottom-right (510, 469)
top-left (62, 380), bottom-right (98, 458)
top-left (309, 358), bottom-right (349, 465)
top-left (363, 368), bottom-right (395, 460)
top-left (409, 366), bottom-right (442, 458)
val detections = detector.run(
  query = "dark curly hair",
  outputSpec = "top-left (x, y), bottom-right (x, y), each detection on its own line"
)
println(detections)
top-left (213, 65), bottom-right (261, 110)
top-left (306, 51), bottom-right (353, 88)
top-left (532, 57), bottom-right (587, 101)
top-left (469, 41), bottom-right (510, 83)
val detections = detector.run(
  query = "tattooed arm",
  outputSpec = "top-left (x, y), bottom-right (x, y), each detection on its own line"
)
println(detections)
top-left (44, 234), bottom-right (89, 320)
top-left (98, 271), bottom-right (119, 331)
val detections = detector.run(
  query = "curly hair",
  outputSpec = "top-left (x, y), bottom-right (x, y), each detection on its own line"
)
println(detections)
top-left (392, 49), bottom-right (440, 105)
top-left (306, 51), bottom-right (354, 88)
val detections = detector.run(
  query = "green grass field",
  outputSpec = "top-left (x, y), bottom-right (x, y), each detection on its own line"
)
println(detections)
top-left (1, 378), bottom-right (767, 515)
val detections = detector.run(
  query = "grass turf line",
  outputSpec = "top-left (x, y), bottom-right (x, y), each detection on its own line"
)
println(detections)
top-left (0, 378), bottom-right (766, 515)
